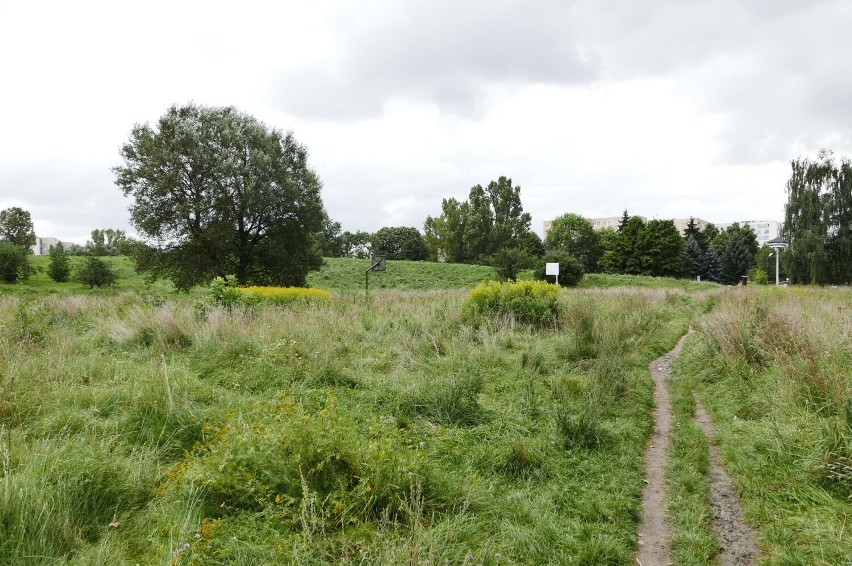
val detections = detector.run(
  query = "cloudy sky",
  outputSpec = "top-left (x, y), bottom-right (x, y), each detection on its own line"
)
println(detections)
top-left (2, 0), bottom-right (851, 244)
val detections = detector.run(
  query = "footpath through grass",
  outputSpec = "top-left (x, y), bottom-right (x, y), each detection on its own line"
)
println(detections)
top-left (673, 286), bottom-right (852, 565)
top-left (0, 280), bottom-right (707, 564)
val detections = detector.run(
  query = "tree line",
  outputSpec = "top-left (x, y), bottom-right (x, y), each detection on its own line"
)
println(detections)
top-left (3, 102), bottom-right (848, 290)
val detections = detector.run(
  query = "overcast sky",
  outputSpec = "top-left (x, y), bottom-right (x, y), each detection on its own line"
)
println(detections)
top-left (2, 0), bottom-right (851, 244)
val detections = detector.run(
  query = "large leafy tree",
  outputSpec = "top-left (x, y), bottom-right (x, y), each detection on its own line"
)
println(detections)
top-left (543, 213), bottom-right (602, 272)
top-left (0, 207), bottom-right (37, 251)
top-left (372, 226), bottom-right (428, 260)
top-left (424, 176), bottom-right (533, 264)
top-left (114, 104), bottom-right (326, 289)
top-left (783, 150), bottom-right (852, 284)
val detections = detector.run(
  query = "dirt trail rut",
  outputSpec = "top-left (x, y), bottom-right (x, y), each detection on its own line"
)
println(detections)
top-left (695, 402), bottom-right (761, 565)
top-left (635, 333), bottom-right (760, 566)
top-left (636, 334), bottom-right (688, 566)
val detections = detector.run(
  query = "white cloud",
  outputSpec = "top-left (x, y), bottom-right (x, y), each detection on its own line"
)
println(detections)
top-left (1, 0), bottom-right (850, 243)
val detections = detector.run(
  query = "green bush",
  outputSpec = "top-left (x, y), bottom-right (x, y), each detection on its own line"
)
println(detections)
top-left (534, 250), bottom-right (584, 287)
top-left (463, 279), bottom-right (559, 327)
top-left (48, 243), bottom-right (71, 282)
top-left (76, 256), bottom-right (118, 287)
top-left (0, 242), bottom-right (28, 283)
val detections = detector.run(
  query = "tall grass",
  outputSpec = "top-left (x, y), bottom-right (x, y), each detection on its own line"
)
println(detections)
top-left (676, 287), bottom-right (852, 564)
top-left (0, 284), bottom-right (704, 564)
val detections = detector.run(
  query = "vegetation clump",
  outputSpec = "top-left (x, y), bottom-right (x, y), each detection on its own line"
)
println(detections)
top-left (462, 279), bottom-right (559, 327)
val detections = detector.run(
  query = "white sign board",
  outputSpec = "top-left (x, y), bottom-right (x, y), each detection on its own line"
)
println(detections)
top-left (545, 262), bottom-right (559, 276)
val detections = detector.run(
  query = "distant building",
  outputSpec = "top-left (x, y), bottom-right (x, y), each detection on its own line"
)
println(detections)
top-left (673, 217), bottom-right (711, 237)
top-left (716, 220), bottom-right (780, 247)
top-left (31, 237), bottom-right (73, 255)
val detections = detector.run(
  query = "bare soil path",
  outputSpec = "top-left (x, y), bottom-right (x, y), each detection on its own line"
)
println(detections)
top-left (636, 332), bottom-right (761, 566)
top-left (636, 335), bottom-right (688, 566)
top-left (694, 402), bottom-right (761, 566)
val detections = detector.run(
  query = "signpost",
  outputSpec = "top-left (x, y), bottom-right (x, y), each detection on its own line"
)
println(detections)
top-left (365, 256), bottom-right (386, 299)
top-left (545, 262), bottom-right (560, 286)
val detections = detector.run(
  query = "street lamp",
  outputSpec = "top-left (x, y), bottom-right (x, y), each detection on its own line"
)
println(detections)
top-left (766, 236), bottom-right (788, 286)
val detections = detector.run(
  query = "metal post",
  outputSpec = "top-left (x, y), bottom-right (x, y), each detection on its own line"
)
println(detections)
top-left (775, 251), bottom-right (780, 286)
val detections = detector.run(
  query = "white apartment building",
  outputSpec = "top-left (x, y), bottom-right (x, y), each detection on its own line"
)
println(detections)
top-left (31, 237), bottom-right (72, 255)
top-left (715, 220), bottom-right (780, 247)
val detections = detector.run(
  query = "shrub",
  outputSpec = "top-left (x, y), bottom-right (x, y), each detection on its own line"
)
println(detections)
top-left (48, 244), bottom-right (71, 282)
top-left (463, 279), bottom-right (559, 327)
top-left (0, 242), bottom-right (28, 283)
top-left (76, 256), bottom-right (117, 287)
top-left (491, 246), bottom-right (535, 281)
top-left (240, 286), bottom-right (332, 304)
top-left (534, 250), bottom-right (584, 287)
top-left (748, 267), bottom-right (769, 285)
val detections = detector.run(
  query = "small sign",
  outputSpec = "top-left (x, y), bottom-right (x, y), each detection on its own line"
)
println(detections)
top-left (370, 256), bottom-right (387, 272)
top-left (545, 262), bottom-right (559, 276)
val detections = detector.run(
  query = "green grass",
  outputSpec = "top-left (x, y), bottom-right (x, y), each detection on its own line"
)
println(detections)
top-left (675, 287), bottom-right (852, 565)
top-left (0, 280), bottom-right (703, 564)
top-left (307, 257), bottom-right (501, 293)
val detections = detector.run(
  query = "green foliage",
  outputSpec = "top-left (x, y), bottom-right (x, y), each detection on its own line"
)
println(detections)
top-left (783, 150), bottom-right (852, 284)
top-left (682, 236), bottom-right (703, 279)
top-left (372, 226), bottom-right (428, 260)
top-left (714, 223), bottom-right (759, 285)
top-left (747, 267), bottom-right (769, 285)
top-left (543, 213), bottom-right (602, 272)
top-left (491, 246), bottom-right (535, 281)
top-left (612, 214), bottom-right (646, 274)
top-left (533, 250), bottom-right (584, 287)
top-left (86, 228), bottom-right (133, 256)
top-left (0, 206), bottom-right (36, 250)
top-left (0, 242), bottom-right (28, 283)
top-left (424, 176), bottom-right (534, 264)
top-left (114, 103), bottom-right (326, 289)
top-left (699, 245), bottom-right (722, 282)
top-left (463, 280), bottom-right (559, 327)
top-left (47, 243), bottom-right (71, 282)
top-left (637, 219), bottom-right (684, 277)
top-left (75, 256), bottom-right (118, 288)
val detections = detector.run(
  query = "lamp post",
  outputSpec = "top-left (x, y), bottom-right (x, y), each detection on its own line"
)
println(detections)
top-left (766, 237), bottom-right (788, 286)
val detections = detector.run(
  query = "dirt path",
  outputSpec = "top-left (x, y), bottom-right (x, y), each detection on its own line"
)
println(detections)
top-left (636, 334), bottom-right (688, 566)
top-left (694, 402), bottom-right (761, 566)
top-left (635, 332), bottom-right (761, 566)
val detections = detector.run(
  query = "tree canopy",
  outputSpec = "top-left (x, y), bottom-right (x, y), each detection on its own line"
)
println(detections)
top-left (543, 213), bottom-right (601, 272)
top-left (783, 150), bottom-right (852, 284)
top-left (372, 226), bottom-right (428, 261)
top-left (424, 177), bottom-right (534, 264)
top-left (0, 207), bottom-right (36, 251)
top-left (114, 104), bottom-right (326, 289)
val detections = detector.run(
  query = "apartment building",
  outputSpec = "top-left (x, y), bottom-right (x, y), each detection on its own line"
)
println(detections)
top-left (715, 220), bottom-right (780, 247)
top-left (31, 237), bottom-right (72, 255)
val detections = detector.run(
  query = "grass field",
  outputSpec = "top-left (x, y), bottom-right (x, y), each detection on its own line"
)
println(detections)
top-left (0, 257), bottom-right (711, 564)
top-left (4, 255), bottom-right (846, 564)
top-left (674, 287), bottom-right (852, 565)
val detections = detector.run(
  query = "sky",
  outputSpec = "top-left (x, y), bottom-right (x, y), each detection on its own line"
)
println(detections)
top-left (2, 0), bottom-right (851, 244)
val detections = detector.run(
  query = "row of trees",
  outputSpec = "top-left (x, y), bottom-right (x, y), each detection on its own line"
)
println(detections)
top-left (543, 211), bottom-right (761, 285)
top-left (319, 224), bottom-right (429, 261)
top-left (9, 102), bottom-right (847, 291)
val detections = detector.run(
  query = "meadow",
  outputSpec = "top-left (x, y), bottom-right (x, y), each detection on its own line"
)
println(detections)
top-left (1, 256), bottom-right (847, 564)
